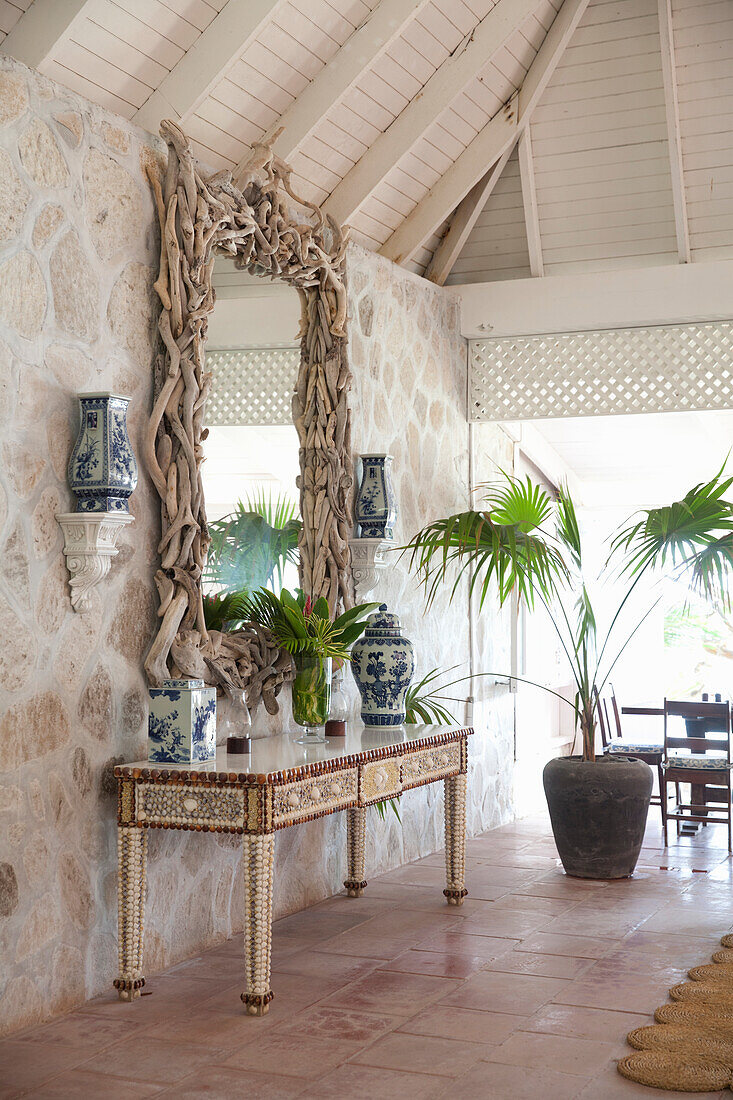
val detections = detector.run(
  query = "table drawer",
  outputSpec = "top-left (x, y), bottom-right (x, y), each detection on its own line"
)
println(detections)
top-left (359, 757), bottom-right (402, 805)
top-left (135, 782), bottom-right (245, 829)
top-left (402, 742), bottom-right (462, 789)
top-left (273, 768), bottom-right (358, 828)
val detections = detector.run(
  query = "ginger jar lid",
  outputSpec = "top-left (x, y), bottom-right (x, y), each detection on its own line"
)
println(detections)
top-left (364, 604), bottom-right (403, 637)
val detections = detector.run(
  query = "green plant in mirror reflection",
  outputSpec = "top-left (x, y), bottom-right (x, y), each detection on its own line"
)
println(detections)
top-left (202, 589), bottom-right (251, 633)
top-left (205, 491), bottom-right (301, 595)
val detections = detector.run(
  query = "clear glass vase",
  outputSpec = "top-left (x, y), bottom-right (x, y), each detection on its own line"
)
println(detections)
top-left (326, 666), bottom-right (349, 737)
top-left (221, 689), bottom-right (252, 755)
top-left (292, 656), bottom-right (332, 744)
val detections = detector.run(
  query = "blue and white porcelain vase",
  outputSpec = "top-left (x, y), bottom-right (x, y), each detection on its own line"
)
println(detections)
top-left (68, 392), bottom-right (138, 513)
top-left (148, 679), bottom-right (217, 765)
top-left (355, 454), bottom-right (397, 539)
top-left (350, 604), bottom-right (415, 727)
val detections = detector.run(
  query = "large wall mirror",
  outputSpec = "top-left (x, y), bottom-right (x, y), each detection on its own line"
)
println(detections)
top-left (202, 268), bottom-right (302, 601)
top-left (143, 122), bottom-right (353, 712)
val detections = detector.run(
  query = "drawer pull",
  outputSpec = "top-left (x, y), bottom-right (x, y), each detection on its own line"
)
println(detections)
top-left (183, 797), bottom-right (198, 812)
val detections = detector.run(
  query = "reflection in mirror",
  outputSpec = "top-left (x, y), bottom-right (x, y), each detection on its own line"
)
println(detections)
top-left (201, 264), bottom-right (302, 621)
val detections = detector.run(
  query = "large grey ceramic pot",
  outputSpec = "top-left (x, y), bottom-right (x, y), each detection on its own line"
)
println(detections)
top-left (543, 755), bottom-right (653, 879)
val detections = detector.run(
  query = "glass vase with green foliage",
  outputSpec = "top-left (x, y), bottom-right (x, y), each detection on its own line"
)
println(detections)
top-left (242, 589), bottom-right (378, 743)
top-left (404, 466), bottom-right (733, 762)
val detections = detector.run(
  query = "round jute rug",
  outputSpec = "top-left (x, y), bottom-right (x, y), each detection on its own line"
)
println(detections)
top-left (628, 1024), bottom-right (733, 1066)
top-left (688, 963), bottom-right (733, 983)
top-left (670, 981), bottom-right (733, 1004)
top-left (619, 934), bottom-right (733, 1090)
top-left (655, 1002), bottom-right (733, 1032)
top-left (618, 1051), bottom-right (731, 1092)
top-left (712, 948), bottom-right (733, 964)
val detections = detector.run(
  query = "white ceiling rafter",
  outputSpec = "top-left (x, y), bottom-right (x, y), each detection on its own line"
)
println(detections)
top-left (0, 0), bottom-right (91, 70)
top-left (233, 0), bottom-right (432, 177)
top-left (424, 142), bottom-right (516, 285)
top-left (657, 0), bottom-right (690, 264)
top-left (518, 125), bottom-right (544, 276)
top-left (133, 0), bottom-right (285, 134)
top-left (2, 0), bottom-right (729, 285)
top-left (380, 0), bottom-right (592, 268)
top-left (323, 0), bottom-right (540, 229)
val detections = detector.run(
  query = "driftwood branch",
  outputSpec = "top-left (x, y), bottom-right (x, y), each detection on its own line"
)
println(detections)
top-left (143, 121), bottom-right (354, 709)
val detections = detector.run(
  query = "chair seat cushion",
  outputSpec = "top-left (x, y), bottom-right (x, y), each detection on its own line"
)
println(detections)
top-left (606, 742), bottom-right (662, 755)
top-left (666, 753), bottom-right (732, 772)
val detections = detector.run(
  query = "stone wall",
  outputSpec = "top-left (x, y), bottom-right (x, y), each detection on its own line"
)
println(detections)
top-left (347, 247), bottom-right (516, 846)
top-left (0, 61), bottom-right (515, 1037)
top-left (0, 57), bottom-right (163, 1036)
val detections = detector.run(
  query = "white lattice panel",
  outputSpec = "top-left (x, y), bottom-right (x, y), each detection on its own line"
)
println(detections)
top-left (206, 347), bottom-right (299, 426)
top-left (470, 322), bottom-right (733, 422)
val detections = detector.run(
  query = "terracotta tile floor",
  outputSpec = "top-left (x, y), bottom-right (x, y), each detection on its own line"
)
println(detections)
top-left (3, 811), bottom-right (733, 1099)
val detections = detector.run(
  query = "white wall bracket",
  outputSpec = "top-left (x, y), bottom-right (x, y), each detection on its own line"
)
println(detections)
top-left (56, 512), bottom-right (133, 613)
top-left (349, 536), bottom-right (393, 600)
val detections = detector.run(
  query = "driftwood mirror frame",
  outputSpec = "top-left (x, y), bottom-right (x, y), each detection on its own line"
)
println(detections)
top-left (142, 121), bottom-right (354, 712)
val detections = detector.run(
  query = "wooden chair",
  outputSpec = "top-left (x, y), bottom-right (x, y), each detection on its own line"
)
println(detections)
top-left (662, 699), bottom-right (732, 852)
top-left (594, 686), bottom-right (666, 827)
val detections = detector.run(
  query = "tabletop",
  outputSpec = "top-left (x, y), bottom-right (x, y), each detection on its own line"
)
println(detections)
top-left (115, 722), bottom-right (474, 786)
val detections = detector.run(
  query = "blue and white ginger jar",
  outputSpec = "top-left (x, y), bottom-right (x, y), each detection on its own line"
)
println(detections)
top-left (350, 604), bottom-right (415, 727)
top-left (355, 454), bottom-right (397, 539)
top-left (148, 679), bottom-right (217, 765)
top-left (68, 392), bottom-right (138, 513)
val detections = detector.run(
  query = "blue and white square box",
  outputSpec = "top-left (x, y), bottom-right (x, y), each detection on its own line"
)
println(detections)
top-left (148, 679), bottom-right (217, 765)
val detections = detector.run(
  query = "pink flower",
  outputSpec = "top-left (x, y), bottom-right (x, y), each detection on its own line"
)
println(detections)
top-left (304, 596), bottom-right (312, 616)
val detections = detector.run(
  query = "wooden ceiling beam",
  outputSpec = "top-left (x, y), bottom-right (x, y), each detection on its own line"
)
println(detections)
top-left (323, 0), bottom-right (539, 227)
top-left (380, 0), bottom-right (591, 268)
top-left (249, 0), bottom-right (431, 169)
top-left (518, 125), bottom-right (544, 276)
top-left (134, 0), bottom-right (284, 134)
top-left (0, 0), bottom-right (91, 70)
top-left (425, 143), bottom-right (515, 285)
top-left (657, 0), bottom-right (690, 263)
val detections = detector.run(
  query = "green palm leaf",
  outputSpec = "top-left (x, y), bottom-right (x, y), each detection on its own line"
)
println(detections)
top-left (202, 589), bottom-right (252, 632)
top-left (205, 491), bottom-right (301, 593)
top-left (557, 484), bottom-right (582, 566)
top-left (611, 464), bottom-right (733, 609)
top-left (405, 665), bottom-right (463, 726)
top-left (244, 488), bottom-right (299, 530)
top-left (241, 587), bottom-right (375, 661)
top-left (403, 473), bottom-right (567, 611)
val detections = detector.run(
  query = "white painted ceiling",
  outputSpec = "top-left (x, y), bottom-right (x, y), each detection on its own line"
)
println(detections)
top-left (531, 409), bottom-right (733, 507)
top-left (1, 0), bottom-right (730, 285)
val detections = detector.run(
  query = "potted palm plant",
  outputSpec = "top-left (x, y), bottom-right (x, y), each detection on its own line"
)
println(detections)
top-left (242, 589), bottom-right (377, 744)
top-left (405, 468), bottom-right (733, 879)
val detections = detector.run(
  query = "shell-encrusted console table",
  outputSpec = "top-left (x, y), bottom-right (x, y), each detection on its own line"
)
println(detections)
top-left (114, 723), bottom-right (473, 1015)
